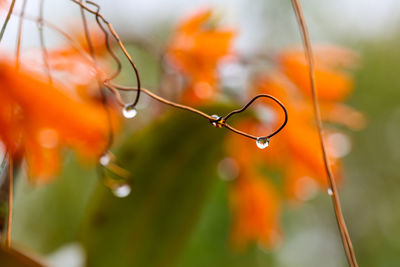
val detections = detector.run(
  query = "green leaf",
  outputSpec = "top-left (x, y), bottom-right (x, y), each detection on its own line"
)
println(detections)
top-left (81, 108), bottom-right (228, 267)
top-left (12, 157), bottom-right (98, 254)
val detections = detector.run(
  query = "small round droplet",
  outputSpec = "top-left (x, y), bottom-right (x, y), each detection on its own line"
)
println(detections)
top-left (210, 115), bottom-right (223, 128)
top-left (256, 137), bottom-right (270, 149)
top-left (211, 115), bottom-right (219, 126)
top-left (99, 154), bottom-right (111, 166)
top-left (122, 105), bottom-right (137, 119)
top-left (113, 184), bottom-right (131, 198)
top-left (327, 188), bottom-right (333, 196)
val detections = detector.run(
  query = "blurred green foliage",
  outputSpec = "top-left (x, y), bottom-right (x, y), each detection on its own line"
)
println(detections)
top-left (342, 38), bottom-right (400, 267)
top-left (81, 108), bottom-right (227, 267)
top-left (12, 156), bottom-right (98, 254)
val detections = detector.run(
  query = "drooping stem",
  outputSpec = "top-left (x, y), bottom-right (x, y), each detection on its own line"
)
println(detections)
top-left (38, 0), bottom-right (52, 83)
top-left (79, 0), bottom-right (96, 59)
top-left (0, 0), bottom-right (17, 43)
top-left (105, 82), bottom-right (288, 141)
top-left (79, 0), bottom-right (114, 153)
top-left (290, 1), bottom-right (358, 266)
top-left (70, 0), bottom-right (142, 108)
top-left (15, 0), bottom-right (28, 69)
top-left (12, 10), bottom-right (287, 143)
top-left (5, 156), bottom-right (13, 248)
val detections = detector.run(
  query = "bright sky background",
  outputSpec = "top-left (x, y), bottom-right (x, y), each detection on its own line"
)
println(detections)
top-left (2, 0), bottom-right (400, 51)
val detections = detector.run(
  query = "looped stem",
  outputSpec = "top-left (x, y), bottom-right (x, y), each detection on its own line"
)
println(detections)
top-left (222, 94), bottom-right (288, 140)
top-left (106, 82), bottom-right (288, 142)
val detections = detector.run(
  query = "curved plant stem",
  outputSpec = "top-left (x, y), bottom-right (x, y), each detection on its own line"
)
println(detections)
top-left (15, 0), bottom-right (28, 69)
top-left (5, 156), bottom-right (13, 248)
top-left (70, 0), bottom-right (142, 108)
top-left (38, 0), bottom-right (52, 84)
top-left (0, 0), bottom-right (16, 43)
top-left (106, 82), bottom-right (288, 141)
top-left (78, 0), bottom-right (114, 153)
top-left (291, 1), bottom-right (358, 266)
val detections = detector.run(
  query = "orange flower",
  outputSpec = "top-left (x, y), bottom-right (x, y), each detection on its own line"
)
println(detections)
top-left (47, 26), bottom-right (109, 101)
top-left (166, 9), bottom-right (235, 105)
top-left (229, 172), bottom-right (281, 250)
top-left (0, 60), bottom-right (110, 182)
top-left (224, 45), bottom-right (362, 249)
top-left (278, 45), bottom-right (357, 102)
top-left (0, 0), bottom-right (8, 9)
top-left (252, 64), bottom-right (352, 197)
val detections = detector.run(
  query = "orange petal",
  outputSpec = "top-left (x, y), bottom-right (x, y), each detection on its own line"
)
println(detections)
top-left (0, 62), bottom-right (110, 179)
top-left (279, 46), bottom-right (355, 102)
top-left (229, 174), bottom-right (281, 250)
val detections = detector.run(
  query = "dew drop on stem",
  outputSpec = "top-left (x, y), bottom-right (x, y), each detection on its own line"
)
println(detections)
top-left (113, 184), bottom-right (131, 198)
top-left (328, 188), bottom-right (333, 196)
top-left (122, 104), bottom-right (137, 119)
top-left (256, 137), bottom-right (269, 149)
top-left (210, 114), bottom-right (223, 128)
top-left (99, 154), bottom-right (111, 166)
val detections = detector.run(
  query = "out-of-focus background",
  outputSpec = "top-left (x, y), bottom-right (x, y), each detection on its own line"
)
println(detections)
top-left (2, 0), bottom-right (400, 266)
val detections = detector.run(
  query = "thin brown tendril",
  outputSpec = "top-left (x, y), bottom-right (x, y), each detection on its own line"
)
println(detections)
top-left (79, 0), bottom-right (96, 59)
top-left (0, 0), bottom-right (16, 43)
top-left (15, 0), bottom-right (28, 69)
top-left (5, 156), bottom-right (13, 248)
top-left (38, 0), bottom-right (52, 84)
top-left (78, 0), bottom-right (114, 154)
top-left (68, 2), bottom-right (288, 142)
top-left (86, 0), bottom-right (122, 81)
top-left (70, 0), bottom-right (142, 108)
top-left (105, 82), bottom-right (288, 141)
top-left (291, 1), bottom-right (358, 266)
top-left (222, 94), bottom-right (288, 139)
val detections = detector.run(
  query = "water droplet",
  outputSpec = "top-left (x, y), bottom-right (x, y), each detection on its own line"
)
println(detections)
top-left (327, 188), bottom-right (333, 196)
top-left (256, 137), bottom-right (269, 149)
top-left (122, 105), bottom-right (137, 118)
top-left (99, 154), bottom-right (111, 166)
top-left (113, 184), bottom-right (131, 198)
top-left (210, 114), bottom-right (223, 128)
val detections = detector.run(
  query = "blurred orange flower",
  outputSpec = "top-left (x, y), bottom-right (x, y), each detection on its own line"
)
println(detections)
top-left (166, 9), bottom-right (235, 105)
top-left (278, 45), bottom-right (357, 102)
top-left (225, 45), bottom-right (363, 249)
top-left (0, 0), bottom-right (8, 9)
top-left (229, 172), bottom-right (281, 250)
top-left (48, 26), bottom-right (109, 101)
top-left (0, 61), bottom-right (110, 182)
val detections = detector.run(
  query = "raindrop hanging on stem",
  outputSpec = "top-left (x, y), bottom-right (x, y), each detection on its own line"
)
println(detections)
top-left (328, 187), bottom-right (333, 196)
top-left (113, 183), bottom-right (131, 198)
top-left (256, 137), bottom-right (270, 149)
top-left (122, 104), bottom-right (137, 119)
top-left (99, 153), bottom-right (111, 166)
top-left (210, 114), bottom-right (223, 128)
